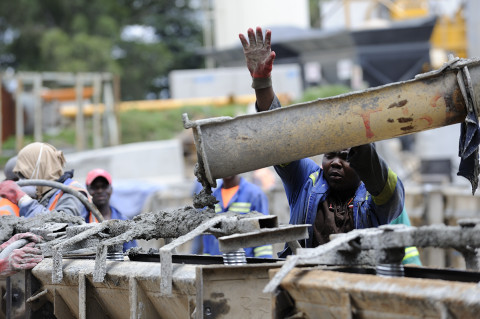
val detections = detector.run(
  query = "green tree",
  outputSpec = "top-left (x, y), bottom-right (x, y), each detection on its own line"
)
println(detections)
top-left (0, 0), bottom-right (203, 100)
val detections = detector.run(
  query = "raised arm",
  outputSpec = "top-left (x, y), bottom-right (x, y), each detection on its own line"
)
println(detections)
top-left (239, 26), bottom-right (276, 111)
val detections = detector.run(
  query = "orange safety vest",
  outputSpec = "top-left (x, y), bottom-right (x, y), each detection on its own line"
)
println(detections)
top-left (47, 179), bottom-right (98, 222)
top-left (0, 198), bottom-right (20, 217)
top-left (88, 213), bottom-right (99, 223)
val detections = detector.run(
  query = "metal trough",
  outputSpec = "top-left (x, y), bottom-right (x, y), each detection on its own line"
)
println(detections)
top-left (184, 58), bottom-right (480, 186)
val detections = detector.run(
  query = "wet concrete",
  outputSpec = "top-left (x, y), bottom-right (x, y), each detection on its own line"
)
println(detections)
top-left (0, 212), bottom-right (85, 243)
top-left (193, 162), bottom-right (218, 209)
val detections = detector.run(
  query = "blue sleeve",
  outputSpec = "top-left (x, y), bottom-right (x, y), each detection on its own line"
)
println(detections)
top-left (390, 208), bottom-right (422, 266)
top-left (350, 144), bottom-right (405, 225)
top-left (123, 240), bottom-right (137, 252)
top-left (202, 234), bottom-right (220, 255)
top-left (274, 158), bottom-right (319, 208)
top-left (19, 200), bottom-right (52, 218)
top-left (246, 184), bottom-right (273, 258)
top-left (250, 189), bottom-right (269, 215)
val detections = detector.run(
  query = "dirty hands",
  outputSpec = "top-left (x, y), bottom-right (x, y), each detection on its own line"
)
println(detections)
top-left (239, 27), bottom-right (276, 88)
top-left (0, 232), bottom-right (44, 277)
top-left (0, 180), bottom-right (26, 205)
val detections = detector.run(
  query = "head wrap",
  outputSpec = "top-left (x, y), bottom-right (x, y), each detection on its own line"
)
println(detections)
top-left (14, 142), bottom-right (66, 197)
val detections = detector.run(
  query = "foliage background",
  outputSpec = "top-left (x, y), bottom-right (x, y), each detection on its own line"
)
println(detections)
top-left (0, 0), bottom-right (204, 100)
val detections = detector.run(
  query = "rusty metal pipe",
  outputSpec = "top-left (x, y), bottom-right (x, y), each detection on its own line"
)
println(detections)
top-left (184, 58), bottom-right (480, 186)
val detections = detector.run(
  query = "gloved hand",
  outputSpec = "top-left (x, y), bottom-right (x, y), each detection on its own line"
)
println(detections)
top-left (0, 232), bottom-right (43, 251)
top-left (0, 243), bottom-right (43, 277)
top-left (0, 180), bottom-right (26, 205)
top-left (239, 26), bottom-right (276, 79)
top-left (0, 233), bottom-right (43, 277)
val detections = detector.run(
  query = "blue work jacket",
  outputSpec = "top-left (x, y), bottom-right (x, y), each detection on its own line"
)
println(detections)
top-left (276, 157), bottom-right (421, 265)
top-left (203, 178), bottom-right (273, 258)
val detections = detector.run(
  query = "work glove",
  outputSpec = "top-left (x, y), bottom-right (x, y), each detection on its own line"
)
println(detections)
top-left (0, 180), bottom-right (26, 205)
top-left (239, 26), bottom-right (276, 89)
top-left (0, 233), bottom-right (44, 277)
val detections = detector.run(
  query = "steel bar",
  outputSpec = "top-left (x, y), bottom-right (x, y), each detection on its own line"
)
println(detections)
top-left (218, 224), bottom-right (309, 253)
top-left (185, 58), bottom-right (480, 185)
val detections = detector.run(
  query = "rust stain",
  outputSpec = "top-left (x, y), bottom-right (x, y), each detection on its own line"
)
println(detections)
top-left (430, 93), bottom-right (442, 107)
top-left (388, 100), bottom-right (408, 109)
top-left (419, 115), bottom-right (433, 126)
top-left (400, 125), bottom-right (414, 131)
top-left (402, 107), bottom-right (409, 116)
top-left (357, 109), bottom-right (382, 139)
top-left (397, 117), bottom-right (413, 123)
top-left (387, 118), bottom-right (394, 123)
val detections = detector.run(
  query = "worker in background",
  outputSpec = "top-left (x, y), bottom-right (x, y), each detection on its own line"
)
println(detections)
top-left (0, 156), bottom-right (20, 217)
top-left (85, 168), bottom-right (137, 252)
top-left (0, 232), bottom-right (43, 278)
top-left (202, 174), bottom-right (273, 258)
top-left (0, 142), bottom-right (89, 218)
top-left (239, 26), bottom-right (421, 265)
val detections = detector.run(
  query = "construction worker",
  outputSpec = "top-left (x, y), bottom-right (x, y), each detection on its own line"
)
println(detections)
top-left (85, 168), bottom-right (137, 252)
top-left (238, 26), bottom-right (421, 265)
top-left (0, 142), bottom-right (89, 218)
top-left (202, 175), bottom-right (273, 258)
top-left (0, 156), bottom-right (20, 217)
top-left (0, 232), bottom-right (43, 278)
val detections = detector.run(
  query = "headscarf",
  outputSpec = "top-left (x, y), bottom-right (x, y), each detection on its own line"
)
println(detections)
top-left (13, 142), bottom-right (66, 197)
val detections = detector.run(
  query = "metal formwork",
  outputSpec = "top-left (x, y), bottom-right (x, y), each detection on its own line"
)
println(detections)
top-left (1, 257), bottom-right (281, 319)
top-left (273, 267), bottom-right (480, 319)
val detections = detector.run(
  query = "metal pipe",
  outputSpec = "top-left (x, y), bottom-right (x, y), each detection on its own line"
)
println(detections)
top-left (184, 58), bottom-right (480, 186)
top-left (17, 179), bottom-right (104, 222)
top-left (0, 239), bottom-right (29, 259)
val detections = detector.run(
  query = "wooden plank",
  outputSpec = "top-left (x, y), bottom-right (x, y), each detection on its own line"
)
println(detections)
top-left (41, 87), bottom-right (94, 102)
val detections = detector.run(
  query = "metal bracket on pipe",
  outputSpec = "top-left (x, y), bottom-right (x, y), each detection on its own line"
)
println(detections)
top-left (50, 223), bottom-right (108, 283)
top-left (414, 56), bottom-right (480, 81)
top-left (93, 245), bottom-right (108, 282)
top-left (182, 113), bottom-right (233, 129)
top-left (218, 224), bottom-right (309, 253)
top-left (160, 215), bottom-right (229, 296)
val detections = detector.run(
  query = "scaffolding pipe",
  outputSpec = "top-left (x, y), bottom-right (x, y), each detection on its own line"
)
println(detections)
top-left (184, 58), bottom-right (480, 186)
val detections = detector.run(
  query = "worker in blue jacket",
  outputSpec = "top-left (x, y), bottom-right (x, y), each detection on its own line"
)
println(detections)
top-left (203, 175), bottom-right (273, 258)
top-left (238, 26), bottom-right (421, 265)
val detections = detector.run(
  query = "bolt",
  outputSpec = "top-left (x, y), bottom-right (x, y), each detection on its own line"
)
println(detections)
top-left (205, 307), bottom-right (212, 316)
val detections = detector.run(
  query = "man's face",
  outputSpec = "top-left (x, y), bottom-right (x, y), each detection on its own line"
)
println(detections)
top-left (322, 149), bottom-right (361, 192)
top-left (87, 177), bottom-right (112, 207)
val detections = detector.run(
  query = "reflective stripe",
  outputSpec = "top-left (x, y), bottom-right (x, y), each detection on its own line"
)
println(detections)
top-left (253, 245), bottom-right (273, 257)
top-left (231, 203), bottom-right (251, 211)
top-left (219, 202), bottom-right (252, 214)
top-left (88, 213), bottom-right (99, 223)
top-left (232, 202), bottom-right (252, 208)
top-left (48, 191), bottom-right (63, 211)
top-left (373, 168), bottom-right (397, 205)
top-left (278, 162), bottom-right (291, 167)
top-left (403, 246), bottom-right (420, 261)
top-left (229, 207), bottom-right (251, 213)
top-left (309, 171), bottom-right (319, 186)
